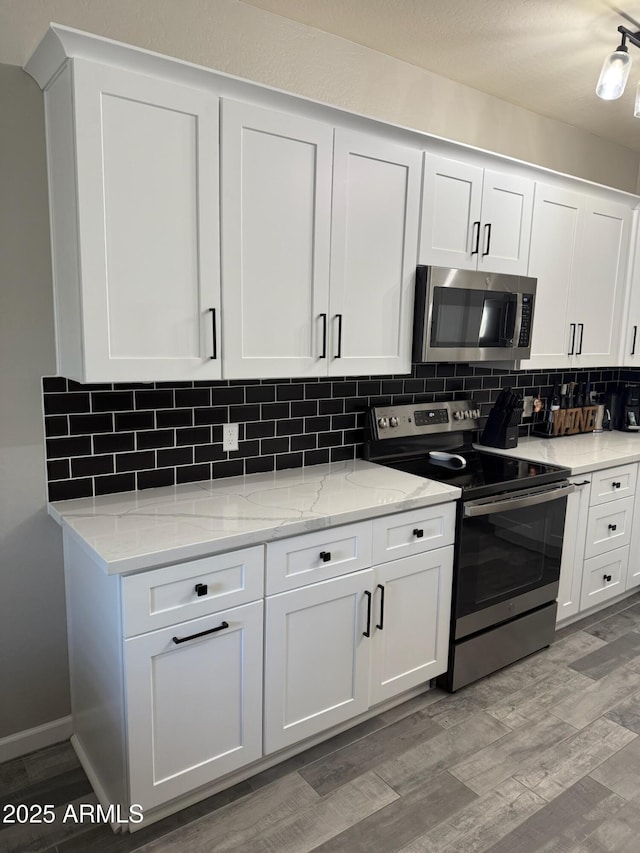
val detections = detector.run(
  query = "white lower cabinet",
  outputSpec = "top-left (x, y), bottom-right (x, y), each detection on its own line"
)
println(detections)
top-left (369, 550), bottom-right (452, 706)
top-left (263, 542), bottom-right (454, 753)
top-left (557, 477), bottom-right (591, 622)
top-left (557, 462), bottom-right (640, 624)
top-left (263, 569), bottom-right (373, 754)
top-left (580, 549), bottom-right (628, 611)
top-left (64, 502), bottom-right (455, 825)
top-left (125, 601), bottom-right (263, 811)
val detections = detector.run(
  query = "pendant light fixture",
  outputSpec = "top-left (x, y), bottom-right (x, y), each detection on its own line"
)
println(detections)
top-left (596, 25), bottom-right (640, 110)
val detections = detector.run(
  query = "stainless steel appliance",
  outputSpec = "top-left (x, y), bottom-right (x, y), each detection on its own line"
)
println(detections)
top-left (608, 383), bottom-right (640, 432)
top-left (413, 265), bottom-right (537, 363)
top-left (364, 399), bottom-right (574, 692)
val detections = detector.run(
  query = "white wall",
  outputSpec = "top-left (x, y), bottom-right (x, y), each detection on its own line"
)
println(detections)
top-left (0, 63), bottom-right (68, 740)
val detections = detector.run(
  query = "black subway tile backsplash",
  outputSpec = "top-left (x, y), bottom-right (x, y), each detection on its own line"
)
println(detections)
top-left (116, 451), bottom-right (156, 473)
top-left (43, 364), bottom-right (631, 500)
top-left (93, 432), bottom-right (135, 454)
top-left (44, 393), bottom-right (90, 415)
top-left (92, 391), bottom-right (134, 412)
top-left (115, 411), bottom-right (154, 432)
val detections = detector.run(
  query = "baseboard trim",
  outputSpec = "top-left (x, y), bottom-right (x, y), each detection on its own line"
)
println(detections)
top-left (0, 715), bottom-right (73, 763)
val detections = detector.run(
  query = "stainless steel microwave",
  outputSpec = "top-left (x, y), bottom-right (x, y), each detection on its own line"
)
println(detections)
top-left (412, 265), bottom-right (537, 363)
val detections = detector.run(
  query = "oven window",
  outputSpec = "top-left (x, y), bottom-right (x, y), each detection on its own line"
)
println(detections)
top-left (456, 496), bottom-right (567, 619)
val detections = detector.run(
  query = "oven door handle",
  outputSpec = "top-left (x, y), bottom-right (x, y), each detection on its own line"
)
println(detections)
top-left (463, 482), bottom-right (576, 517)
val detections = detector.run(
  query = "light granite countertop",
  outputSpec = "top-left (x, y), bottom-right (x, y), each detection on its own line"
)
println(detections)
top-left (476, 431), bottom-right (640, 476)
top-left (49, 459), bottom-right (461, 574)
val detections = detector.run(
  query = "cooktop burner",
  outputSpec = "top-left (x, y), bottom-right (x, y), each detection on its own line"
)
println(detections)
top-left (364, 399), bottom-right (570, 500)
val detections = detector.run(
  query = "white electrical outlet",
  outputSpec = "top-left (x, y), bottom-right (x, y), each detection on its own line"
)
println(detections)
top-left (223, 423), bottom-right (239, 451)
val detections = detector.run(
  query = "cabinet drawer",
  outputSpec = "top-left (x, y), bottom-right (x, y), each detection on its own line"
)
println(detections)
top-left (584, 497), bottom-right (634, 559)
top-left (265, 522), bottom-right (372, 594)
top-left (122, 546), bottom-right (264, 637)
top-left (580, 547), bottom-right (628, 611)
top-left (589, 464), bottom-right (637, 505)
top-left (372, 503), bottom-right (456, 564)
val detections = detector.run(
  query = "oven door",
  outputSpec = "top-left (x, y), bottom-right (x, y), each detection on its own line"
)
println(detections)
top-left (455, 481), bottom-right (576, 639)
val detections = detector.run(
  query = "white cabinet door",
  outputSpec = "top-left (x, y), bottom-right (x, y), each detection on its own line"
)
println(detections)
top-left (477, 170), bottom-right (533, 275)
top-left (263, 570), bottom-right (373, 754)
top-left (68, 60), bottom-right (220, 382)
top-left (623, 213), bottom-right (640, 366)
top-left (627, 481), bottom-right (640, 590)
top-left (369, 548), bottom-right (452, 706)
top-left (419, 155), bottom-right (483, 270)
top-left (419, 155), bottom-right (533, 275)
top-left (328, 130), bottom-right (421, 375)
top-left (556, 478), bottom-right (591, 623)
top-left (125, 600), bottom-right (263, 810)
top-left (522, 184), bottom-right (582, 371)
top-left (570, 198), bottom-right (630, 368)
top-left (220, 99), bottom-right (332, 379)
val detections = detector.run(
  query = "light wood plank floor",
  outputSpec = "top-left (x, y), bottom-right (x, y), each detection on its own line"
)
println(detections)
top-left (5, 591), bottom-right (640, 853)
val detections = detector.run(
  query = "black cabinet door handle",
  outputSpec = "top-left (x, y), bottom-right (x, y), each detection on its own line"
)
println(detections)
top-left (319, 313), bottom-right (327, 359)
top-left (568, 323), bottom-right (576, 356)
top-left (576, 323), bottom-right (584, 355)
top-left (209, 307), bottom-right (217, 360)
top-left (482, 223), bottom-right (492, 256)
top-left (376, 583), bottom-right (385, 631)
top-left (172, 621), bottom-right (229, 644)
top-left (195, 583), bottom-right (208, 597)
top-left (413, 528), bottom-right (424, 539)
top-left (363, 590), bottom-right (372, 638)
top-left (335, 314), bottom-right (343, 359)
top-left (608, 524), bottom-right (617, 531)
top-left (319, 551), bottom-right (331, 562)
top-left (603, 574), bottom-right (612, 583)
top-left (470, 221), bottom-right (481, 255)
top-left (633, 325), bottom-right (638, 356)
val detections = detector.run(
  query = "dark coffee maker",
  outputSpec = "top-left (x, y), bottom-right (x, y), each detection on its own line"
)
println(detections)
top-left (610, 383), bottom-right (640, 431)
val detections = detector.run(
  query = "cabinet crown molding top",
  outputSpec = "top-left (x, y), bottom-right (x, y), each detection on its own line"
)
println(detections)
top-left (24, 23), bottom-right (640, 204)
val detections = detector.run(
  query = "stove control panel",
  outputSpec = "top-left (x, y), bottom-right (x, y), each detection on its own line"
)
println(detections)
top-left (369, 400), bottom-right (481, 439)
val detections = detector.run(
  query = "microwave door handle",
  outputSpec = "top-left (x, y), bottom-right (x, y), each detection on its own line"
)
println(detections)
top-left (463, 482), bottom-right (577, 518)
top-left (512, 294), bottom-right (525, 349)
top-left (500, 294), bottom-right (518, 345)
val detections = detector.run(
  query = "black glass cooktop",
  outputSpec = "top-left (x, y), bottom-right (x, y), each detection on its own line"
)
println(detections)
top-left (384, 448), bottom-right (570, 501)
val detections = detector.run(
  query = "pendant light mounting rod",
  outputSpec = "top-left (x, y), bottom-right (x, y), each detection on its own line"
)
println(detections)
top-left (618, 25), bottom-right (640, 50)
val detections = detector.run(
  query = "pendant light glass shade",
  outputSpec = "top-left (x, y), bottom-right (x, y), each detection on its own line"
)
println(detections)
top-left (596, 45), bottom-right (632, 99)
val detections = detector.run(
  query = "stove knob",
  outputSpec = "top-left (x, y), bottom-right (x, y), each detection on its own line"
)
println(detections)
top-left (453, 411), bottom-right (464, 420)
top-left (389, 416), bottom-right (399, 428)
top-left (377, 417), bottom-right (389, 430)
top-left (473, 409), bottom-right (481, 419)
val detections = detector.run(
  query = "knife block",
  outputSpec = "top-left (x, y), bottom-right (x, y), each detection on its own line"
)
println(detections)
top-left (479, 409), bottom-right (521, 449)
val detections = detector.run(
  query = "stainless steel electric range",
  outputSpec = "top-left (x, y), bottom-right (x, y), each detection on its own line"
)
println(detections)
top-left (364, 399), bottom-right (575, 692)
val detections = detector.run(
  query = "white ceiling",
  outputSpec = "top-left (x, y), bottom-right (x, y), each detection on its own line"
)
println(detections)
top-left (244, 0), bottom-right (640, 152)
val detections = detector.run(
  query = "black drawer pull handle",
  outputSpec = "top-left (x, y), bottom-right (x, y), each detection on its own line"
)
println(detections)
top-left (363, 590), bottom-right (372, 638)
top-left (376, 583), bottom-right (385, 631)
top-left (413, 528), bottom-right (424, 539)
top-left (608, 524), bottom-right (617, 531)
top-left (319, 551), bottom-right (331, 562)
top-left (195, 583), bottom-right (208, 597)
top-left (603, 574), bottom-right (612, 583)
top-left (612, 482), bottom-right (621, 489)
top-left (172, 621), bottom-right (229, 644)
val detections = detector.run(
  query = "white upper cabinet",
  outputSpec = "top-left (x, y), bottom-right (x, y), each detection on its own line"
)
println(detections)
top-left (220, 104), bottom-right (420, 378)
top-left (571, 198), bottom-right (630, 367)
top-left (46, 60), bottom-right (221, 382)
top-left (524, 184), bottom-right (631, 370)
top-left (621, 213), bottom-right (640, 367)
top-left (328, 130), bottom-right (421, 376)
top-left (220, 99), bottom-right (333, 379)
top-left (420, 154), bottom-right (533, 275)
